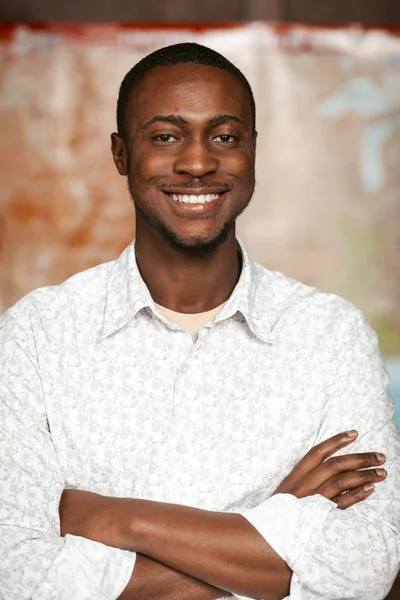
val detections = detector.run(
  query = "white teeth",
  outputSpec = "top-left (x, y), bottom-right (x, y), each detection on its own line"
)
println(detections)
top-left (170, 193), bottom-right (220, 204)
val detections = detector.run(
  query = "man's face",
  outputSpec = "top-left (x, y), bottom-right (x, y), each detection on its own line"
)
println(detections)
top-left (112, 63), bottom-right (256, 252)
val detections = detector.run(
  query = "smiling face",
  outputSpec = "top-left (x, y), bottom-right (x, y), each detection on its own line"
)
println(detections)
top-left (111, 62), bottom-right (256, 252)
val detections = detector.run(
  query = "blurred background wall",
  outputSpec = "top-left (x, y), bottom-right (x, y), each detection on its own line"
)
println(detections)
top-left (0, 3), bottom-right (399, 596)
top-left (0, 13), bottom-right (399, 376)
top-left (1, 19), bottom-right (400, 428)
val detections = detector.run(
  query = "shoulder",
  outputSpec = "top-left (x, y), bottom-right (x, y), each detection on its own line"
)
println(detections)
top-left (252, 261), bottom-right (369, 341)
top-left (0, 258), bottom-right (114, 341)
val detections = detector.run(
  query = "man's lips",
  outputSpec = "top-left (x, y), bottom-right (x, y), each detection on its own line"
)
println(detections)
top-left (160, 189), bottom-right (228, 214)
top-left (162, 190), bottom-right (228, 205)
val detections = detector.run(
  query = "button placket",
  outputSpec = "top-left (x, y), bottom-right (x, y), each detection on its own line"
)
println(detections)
top-left (171, 329), bottom-right (193, 414)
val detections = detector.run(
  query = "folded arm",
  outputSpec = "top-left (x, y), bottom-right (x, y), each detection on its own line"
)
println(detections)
top-left (60, 431), bottom-right (389, 600)
top-left (118, 554), bottom-right (232, 600)
top-left (0, 310), bottom-right (135, 600)
top-left (272, 310), bottom-right (400, 599)
top-left (61, 489), bottom-right (291, 599)
top-left (61, 311), bottom-right (400, 600)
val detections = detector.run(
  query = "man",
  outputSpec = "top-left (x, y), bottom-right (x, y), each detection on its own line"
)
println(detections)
top-left (0, 43), bottom-right (399, 600)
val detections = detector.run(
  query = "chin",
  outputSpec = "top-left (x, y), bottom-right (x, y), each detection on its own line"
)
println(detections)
top-left (159, 222), bottom-right (234, 254)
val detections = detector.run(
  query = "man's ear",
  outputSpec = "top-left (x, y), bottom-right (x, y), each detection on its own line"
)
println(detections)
top-left (253, 130), bottom-right (257, 153)
top-left (111, 132), bottom-right (128, 176)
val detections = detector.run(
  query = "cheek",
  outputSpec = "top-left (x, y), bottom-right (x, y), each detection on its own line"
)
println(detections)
top-left (222, 152), bottom-right (254, 184)
top-left (130, 149), bottom-right (173, 181)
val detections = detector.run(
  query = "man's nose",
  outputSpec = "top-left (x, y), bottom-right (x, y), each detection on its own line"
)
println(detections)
top-left (173, 138), bottom-right (219, 178)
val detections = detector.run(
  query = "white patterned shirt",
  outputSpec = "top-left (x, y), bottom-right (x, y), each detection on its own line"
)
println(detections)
top-left (0, 240), bottom-right (399, 600)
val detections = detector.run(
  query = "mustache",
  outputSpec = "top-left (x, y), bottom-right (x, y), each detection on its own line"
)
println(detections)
top-left (159, 181), bottom-right (231, 191)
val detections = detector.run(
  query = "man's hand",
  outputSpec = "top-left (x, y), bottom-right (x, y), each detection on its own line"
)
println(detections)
top-left (274, 429), bottom-right (386, 509)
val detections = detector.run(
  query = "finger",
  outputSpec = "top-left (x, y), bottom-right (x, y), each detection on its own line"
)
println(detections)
top-left (332, 483), bottom-right (375, 510)
top-left (315, 467), bottom-right (387, 500)
top-left (291, 430), bottom-right (359, 477)
top-left (297, 453), bottom-right (386, 496)
top-left (320, 452), bottom-right (386, 476)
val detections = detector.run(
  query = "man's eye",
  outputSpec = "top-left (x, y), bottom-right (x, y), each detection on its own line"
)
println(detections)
top-left (153, 134), bottom-right (177, 143)
top-left (213, 134), bottom-right (236, 143)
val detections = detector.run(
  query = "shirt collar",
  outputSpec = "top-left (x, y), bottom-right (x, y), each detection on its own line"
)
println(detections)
top-left (99, 242), bottom-right (154, 340)
top-left (99, 239), bottom-right (277, 344)
top-left (212, 239), bottom-right (277, 344)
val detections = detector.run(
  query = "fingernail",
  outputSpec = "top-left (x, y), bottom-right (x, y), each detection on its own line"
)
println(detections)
top-left (376, 453), bottom-right (386, 463)
top-left (376, 468), bottom-right (386, 477)
top-left (346, 430), bottom-right (358, 438)
top-left (363, 483), bottom-right (374, 492)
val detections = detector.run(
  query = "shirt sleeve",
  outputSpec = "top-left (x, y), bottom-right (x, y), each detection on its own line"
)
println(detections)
top-left (239, 310), bottom-right (400, 600)
top-left (0, 307), bottom-right (136, 600)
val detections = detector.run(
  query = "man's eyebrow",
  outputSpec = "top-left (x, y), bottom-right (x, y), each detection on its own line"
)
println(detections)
top-left (207, 114), bottom-right (245, 127)
top-left (141, 114), bottom-right (246, 130)
top-left (141, 115), bottom-right (188, 129)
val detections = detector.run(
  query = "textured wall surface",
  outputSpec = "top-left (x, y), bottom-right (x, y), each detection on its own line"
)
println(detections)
top-left (1, 24), bottom-right (399, 593)
top-left (1, 24), bottom-right (400, 424)
top-left (1, 25), bottom-right (399, 341)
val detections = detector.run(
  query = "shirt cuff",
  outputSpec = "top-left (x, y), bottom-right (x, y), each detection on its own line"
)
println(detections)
top-left (239, 493), bottom-right (336, 569)
top-left (33, 534), bottom-right (136, 600)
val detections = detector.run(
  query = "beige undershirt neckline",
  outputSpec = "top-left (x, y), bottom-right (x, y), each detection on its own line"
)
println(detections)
top-left (155, 302), bottom-right (226, 342)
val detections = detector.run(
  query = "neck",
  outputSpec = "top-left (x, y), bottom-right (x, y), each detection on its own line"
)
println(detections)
top-left (134, 228), bottom-right (241, 314)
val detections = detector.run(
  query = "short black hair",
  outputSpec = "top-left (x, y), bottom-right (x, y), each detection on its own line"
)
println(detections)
top-left (116, 42), bottom-right (256, 139)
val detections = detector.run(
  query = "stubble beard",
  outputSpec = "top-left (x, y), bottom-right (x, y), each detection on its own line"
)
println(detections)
top-left (134, 202), bottom-right (235, 254)
top-left (128, 176), bottom-right (249, 254)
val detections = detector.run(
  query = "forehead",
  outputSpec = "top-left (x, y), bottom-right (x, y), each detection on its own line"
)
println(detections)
top-left (128, 63), bottom-right (252, 125)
